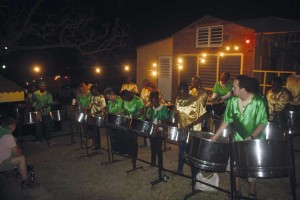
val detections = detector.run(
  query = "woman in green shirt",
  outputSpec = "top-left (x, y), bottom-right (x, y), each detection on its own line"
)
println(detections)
top-left (146, 91), bottom-right (168, 179)
top-left (104, 88), bottom-right (125, 154)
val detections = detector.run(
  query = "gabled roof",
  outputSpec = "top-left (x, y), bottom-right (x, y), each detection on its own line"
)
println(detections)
top-left (234, 16), bottom-right (300, 33)
top-left (0, 75), bottom-right (23, 93)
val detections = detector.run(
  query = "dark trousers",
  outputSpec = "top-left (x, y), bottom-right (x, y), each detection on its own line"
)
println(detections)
top-left (178, 141), bottom-right (186, 173)
top-left (110, 128), bottom-right (124, 153)
top-left (36, 115), bottom-right (52, 141)
top-left (127, 130), bottom-right (138, 158)
top-left (150, 137), bottom-right (163, 167)
top-left (86, 125), bottom-right (101, 149)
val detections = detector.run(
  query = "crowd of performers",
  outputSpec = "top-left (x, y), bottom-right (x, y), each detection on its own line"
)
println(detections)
top-left (0, 68), bottom-right (299, 198)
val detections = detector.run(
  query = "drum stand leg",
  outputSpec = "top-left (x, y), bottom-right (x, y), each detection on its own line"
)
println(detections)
top-left (289, 135), bottom-right (297, 200)
top-left (139, 136), bottom-right (147, 148)
top-left (126, 158), bottom-right (143, 174)
top-left (67, 120), bottom-right (77, 146)
top-left (151, 167), bottom-right (169, 186)
top-left (163, 139), bottom-right (171, 152)
top-left (101, 128), bottom-right (120, 166)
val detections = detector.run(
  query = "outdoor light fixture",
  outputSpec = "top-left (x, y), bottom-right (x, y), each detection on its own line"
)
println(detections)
top-left (124, 65), bottom-right (130, 71)
top-left (177, 58), bottom-right (183, 64)
top-left (152, 63), bottom-right (157, 67)
top-left (152, 71), bottom-right (157, 76)
top-left (225, 46), bottom-right (230, 51)
top-left (2, 65), bottom-right (6, 69)
top-left (246, 39), bottom-right (250, 44)
top-left (200, 59), bottom-right (206, 64)
top-left (4, 46), bottom-right (8, 50)
top-left (178, 65), bottom-right (183, 70)
top-left (234, 46), bottom-right (239, 50)
top-left (202, 53), bottom-right (207, 58)
top-left (219, 52), bottom-right (224, 57)
top-left (95, 67), bottom-right (101, 74)
top-left (54, 75), bottom-right (61, 80)
top-left (33, 66), bottom-right (41, 73)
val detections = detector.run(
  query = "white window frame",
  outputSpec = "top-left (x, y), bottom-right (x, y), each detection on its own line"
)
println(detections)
top-left (196, 25), bottom-right (223, 48)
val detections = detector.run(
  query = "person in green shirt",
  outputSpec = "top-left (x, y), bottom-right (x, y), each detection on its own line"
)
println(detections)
top-left (212, 75), bottom-right (268, 199)
top-left (76, 83), bottom-right (92, 110)
top-left (104, 88), bottom-right (125, 154)
top-left (32, 82), bottom-right (54, 147)
top-left (210, 72), bottom-right (233, 117)
top-left (146, 91), bottom-right (168, 180)
top-left (121, 90), bottom-right (145, 168)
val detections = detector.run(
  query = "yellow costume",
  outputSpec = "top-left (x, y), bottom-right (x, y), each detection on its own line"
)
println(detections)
top-left (286, 74), bottom-right (300, 105)
top-left (266, 88), bottom-right (291, 121)
top-left (175, 95), bottom-right (206, 131)
top-left (120, 82), bottom-right (138, 94)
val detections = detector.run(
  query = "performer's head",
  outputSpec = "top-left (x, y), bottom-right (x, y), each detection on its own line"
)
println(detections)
top-left (104, 88), bottom-right (116, 101)
top-left (177, 82), bottom-right (189, 99)
top-left (149, 91), bottom-right (161, 108)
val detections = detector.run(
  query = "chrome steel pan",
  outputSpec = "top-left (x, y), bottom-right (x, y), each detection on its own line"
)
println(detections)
top-left (163, 126), bottom-right (185, 144)
top-left (264, 122), bottom-right (286, 140)
top-left (167, 109), bottom-right (177, 123)
top-left (233, 139), bottom-right (290, 178)
top-left (282, 110), bottom-right (300, 135)
top-left (184, 131), bottom-right (230, 172)
top-left (130, 118), bottom-right (158, 137)
top-left (106, 114), bottom-right (131, 130)
top-left (24, 111), bottom-right (42, 124)
top-left (86, 114), bottom-right (106, 127)
top-left (49, 110), bottom-right (66, 121)
top-left (204, 118), bottom-right (232, 138)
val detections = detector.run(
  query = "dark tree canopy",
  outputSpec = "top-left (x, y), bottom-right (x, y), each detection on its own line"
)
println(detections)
top-left (0, 0), bottom-right (129, 57)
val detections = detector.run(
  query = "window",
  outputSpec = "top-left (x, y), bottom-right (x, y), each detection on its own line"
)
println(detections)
top-left (196, 25), bottom-right (223, 47)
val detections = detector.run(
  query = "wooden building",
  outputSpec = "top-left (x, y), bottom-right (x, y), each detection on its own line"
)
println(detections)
top-left (136, 15), bottom-right (300, 101)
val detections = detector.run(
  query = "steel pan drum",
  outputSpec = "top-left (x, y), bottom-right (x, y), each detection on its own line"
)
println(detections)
top-left (264, 122), bottom-right (286, 140)
top-left (167, 109), bottom-right (177, 123)
top-left (233, 139), bottom-right (290, 178)
top-left (184, 131), bottom-right (230, 172)
top-left (163, 126), bottom-right (185, 144)
top-left (130, 118), bottom-right (158, 136)
top-left (49, 110), bottom-right (66, 121)
top-left (86, 114), bottom-right (105, 127)
top-left (204, 118), bottom-right (232, 138)
top-left (24, 111), bottom-right (42, 124)
top-left (282, 111), bottom-right (300, 135)
top-left (107, 114), bottom-right (131, 130)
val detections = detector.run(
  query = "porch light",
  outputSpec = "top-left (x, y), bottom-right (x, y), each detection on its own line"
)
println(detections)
top-left (202, 53), bottom-right (207, 58)
top-left (200, 59), bottom-right (206, 64)
top-left (33, 66), bottom-right (41, 73)
top-left (177, 58), bottom-right (183, 64)
top-left (225, 46), bottom-right (230, 51)
top-left (246, 39), bottom-right (250, 44)
top-left (178, 65), bottom-right (183, 70)
top-left (152, 70), bottom-right (157, 76)
top-left (219, 52), bottom-right (224, 57)
top-left (124, 65), bottom-right (130, 71)
top-left (234, 46), bottom-right (239, 50)
top-left (152, 63), bottom-right (157, 68)
top-left (95, 67), bottom-right (101, 74)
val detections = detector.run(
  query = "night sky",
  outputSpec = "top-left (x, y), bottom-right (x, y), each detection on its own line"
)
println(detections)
top-left (1, 0), bottom-right (299, 83)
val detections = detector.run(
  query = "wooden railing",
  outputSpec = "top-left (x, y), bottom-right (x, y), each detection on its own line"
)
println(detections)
top-left (253, 70), bottom-right (294, 94)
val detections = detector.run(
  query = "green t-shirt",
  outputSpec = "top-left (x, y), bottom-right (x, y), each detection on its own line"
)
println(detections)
top-left (146, 105), bottom-right (169, 123)
top-left (0, 127), bottom-right (10, 139)
top-left (223, 95), bottom-right (268, 141)
top-left (124, 96), bottom-right (144, 119)
top-left (212, 82), bottom-right (232, 103)
top-left (33, 91), bottom-right (53, 116)
top-left (107, 96), bottom-right (124, 114)
top-left (77, 92), bottom-right (92, 109)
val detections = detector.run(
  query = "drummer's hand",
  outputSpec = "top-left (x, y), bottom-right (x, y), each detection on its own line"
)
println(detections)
top-left (215, 98), bottom-right (223, 104)
top-left (210, 134), bottom-right (218, 141)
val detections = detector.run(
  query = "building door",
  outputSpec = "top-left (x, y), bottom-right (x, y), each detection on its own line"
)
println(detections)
top-left (158, 56), bottom-right (172, 101)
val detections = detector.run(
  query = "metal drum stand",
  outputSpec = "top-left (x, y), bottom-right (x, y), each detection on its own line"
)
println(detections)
top-left (101, 127), bottom-right (121, 166)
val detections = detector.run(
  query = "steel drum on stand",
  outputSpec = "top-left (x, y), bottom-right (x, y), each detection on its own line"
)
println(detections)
top-left (130, 118), bottom-right (158, 137)
top-left (24, 111), bottom-right (42, 124)
top-left (282, 110), bottom-right (300, 135)
top-left (86, 114), bottom-right (106, 127)
top-left (233, 139), bottom-right (291, 178)
top-left (203, 118), bottom-right (232, 138)
top-left (184, 131), bottom-right (230, 172)
top-left (264, 122), bottom-right (286, 140)
top-left (162, 125), bottom-right (185, 144)
top-left (106, 114), bottom-right (131, 130)
top-left (49, 110), bottom-right (66, 121)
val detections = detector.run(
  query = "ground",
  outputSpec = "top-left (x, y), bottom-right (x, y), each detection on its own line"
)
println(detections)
top-left (1, 120), bottom-right (300, 200)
